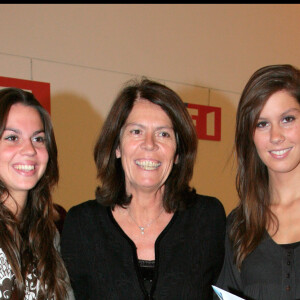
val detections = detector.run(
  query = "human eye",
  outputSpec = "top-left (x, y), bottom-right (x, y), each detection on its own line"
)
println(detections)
top-left (4, 135), bottom-right (18, 142)
top-left (158, 131), bottom-right (171, 138)
top-left (129, 128), bottom-right (142, 136)
top-left (256, 121), bottom-right (269, 128)
top-left (157, 127), bottom-right (176, 139)
top-left (282, 115), bottom-right (295, 123)
top-left (32, 135), bottom-right (46, 144)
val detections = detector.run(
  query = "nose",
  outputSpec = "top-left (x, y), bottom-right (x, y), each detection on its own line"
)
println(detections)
top-left (141, 132), bottom-right (158, 151)
top-left (20, 139), bottom-right (37, 156)
top-left (270, 125), bottom-right (285, 144)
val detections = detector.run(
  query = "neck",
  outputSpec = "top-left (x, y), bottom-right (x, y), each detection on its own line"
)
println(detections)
top-left (126, 198), bottom-right (165, 236)
top-left (127, 199), bottom-right (164, 220)
top-left (127, 206), bottom-right (165, 235)
top-left (125, 182), bottom-right (165, 205)
top-left (269, 170), bottom-right (300, 205)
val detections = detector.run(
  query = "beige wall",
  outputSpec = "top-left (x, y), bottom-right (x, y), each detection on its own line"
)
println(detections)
top-left (0, 4), bottom-right (300, 214)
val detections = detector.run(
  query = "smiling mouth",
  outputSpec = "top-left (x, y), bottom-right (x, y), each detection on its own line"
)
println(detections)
top-left (135, 160), bottom-right (161, 170)
top-left (270, 147), bottom-right (292, 156)
top-left (14, 164), bottom-right (35, 171)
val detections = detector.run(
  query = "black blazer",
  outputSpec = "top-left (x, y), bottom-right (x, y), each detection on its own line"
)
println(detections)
top-left (61, 193), bottom-right (226, 300)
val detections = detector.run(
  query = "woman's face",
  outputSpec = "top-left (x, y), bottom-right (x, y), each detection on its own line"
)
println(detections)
top-left (253, 90), bottom-right (300, 176)
top-left (0, 103), bottom-right (49, 201)
top-left (116, 99), bottom-right (177, 194)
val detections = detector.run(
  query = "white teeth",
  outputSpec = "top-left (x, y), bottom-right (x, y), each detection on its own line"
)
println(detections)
top-left (271, 148), bottom-right (291, 155)
top-left (136, 160), bottom-right (161, 170)
top-left (14, 165), bottom-right (35, 171)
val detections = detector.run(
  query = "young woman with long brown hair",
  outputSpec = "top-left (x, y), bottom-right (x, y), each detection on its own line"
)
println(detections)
top-left (0, 87), bottom-right (74, 299)
top-left (216, 64), bottom-right (300, 299)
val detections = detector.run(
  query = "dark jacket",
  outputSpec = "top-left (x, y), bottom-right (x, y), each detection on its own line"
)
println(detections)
top-left (61, 193), bottom-right (226, 300)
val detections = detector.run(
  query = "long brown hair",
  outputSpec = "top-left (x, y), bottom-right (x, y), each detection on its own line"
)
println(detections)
top-left (230, 64), bottom-right (300, 269)
top-left (94, 78), bottom-right (198, 212)
top-left (0, 87), bottom-right (69, 299)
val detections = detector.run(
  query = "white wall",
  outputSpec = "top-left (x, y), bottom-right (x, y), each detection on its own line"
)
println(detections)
top-left (1, 4), bottom-right (300, 214)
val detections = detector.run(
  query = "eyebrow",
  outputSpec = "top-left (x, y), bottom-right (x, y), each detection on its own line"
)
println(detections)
top-left (124, 122), bottom-right (174, 130)
top-left (281, 108), bottom-right (300, 115)
top-left (4, 128), bottom-right (45, 135)
top-left (258, 107), bottom-right (300, 119)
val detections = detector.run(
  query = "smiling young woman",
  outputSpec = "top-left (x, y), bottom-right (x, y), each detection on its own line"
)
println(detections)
top-left (253, 90), bottom-right (300, 177)
top-left (215, 64), bottom-right (300, 300)
top-left (0, 88), bottom-right (74, 299)
top-left (0, 103), bottom-right (49, 212)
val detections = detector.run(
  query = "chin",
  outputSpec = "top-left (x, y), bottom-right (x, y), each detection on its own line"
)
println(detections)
top-left (16, 182), bottom-right (39, 191)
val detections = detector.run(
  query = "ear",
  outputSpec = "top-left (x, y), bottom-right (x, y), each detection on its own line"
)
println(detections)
top-left (116, 146), bottom-right (121, 158)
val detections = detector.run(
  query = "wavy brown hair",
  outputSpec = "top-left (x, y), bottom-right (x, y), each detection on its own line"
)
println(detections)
top-left (94, 78), bottom-right (198, 212)
top-left (0, 88), bottom-right (69, 299)
top-left (230, 64), bottom-right (300, 269)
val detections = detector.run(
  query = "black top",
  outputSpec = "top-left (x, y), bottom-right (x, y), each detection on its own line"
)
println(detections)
top-left (139, 259), bottom-right (155, 294)
top-left (215, 212), bottom-right (300, 300)
top-left (61, 192), bottom-right (226, 300)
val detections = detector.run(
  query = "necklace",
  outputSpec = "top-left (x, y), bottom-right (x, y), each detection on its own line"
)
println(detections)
top-left (128, 208), bottom-right (164, 235)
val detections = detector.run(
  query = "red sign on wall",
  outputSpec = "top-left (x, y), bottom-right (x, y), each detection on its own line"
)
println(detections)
top-left (0, 76), bottom-right (51, 114)
top-left (186, 103), bottom-right (221, 141)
